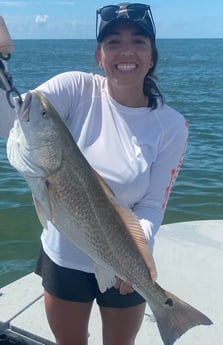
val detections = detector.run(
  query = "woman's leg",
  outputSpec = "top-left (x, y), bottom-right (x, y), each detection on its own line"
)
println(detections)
top-left (35, 247), bottom-right (98, 345)
top-left (44, 290), bottom-right (93, 345)
top-left (44, 291), bottom-right (92, 345)
top-left (100, 302), bottom-right (146, 345)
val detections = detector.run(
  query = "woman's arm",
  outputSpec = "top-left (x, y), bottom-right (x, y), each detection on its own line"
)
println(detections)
top-left (133, 115), bottom-right (189, 248)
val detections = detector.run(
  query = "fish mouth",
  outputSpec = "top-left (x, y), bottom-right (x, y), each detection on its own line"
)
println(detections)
top-left (16, 91), bottom-right (32, 122)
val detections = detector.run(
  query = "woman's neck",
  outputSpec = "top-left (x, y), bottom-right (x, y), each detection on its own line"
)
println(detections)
top-left (107, 83), bottom-right (148, 108)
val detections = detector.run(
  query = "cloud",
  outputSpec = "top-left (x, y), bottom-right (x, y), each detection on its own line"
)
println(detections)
top-left (35, 15), bottom-right (49, 25)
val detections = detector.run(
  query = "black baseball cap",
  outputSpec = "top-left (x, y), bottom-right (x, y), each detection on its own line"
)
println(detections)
top-left (96, 3), bottom-right (156, 43)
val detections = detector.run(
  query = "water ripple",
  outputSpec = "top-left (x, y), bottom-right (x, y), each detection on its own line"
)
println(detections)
top-left (1, 39), bottom-right (223, 287)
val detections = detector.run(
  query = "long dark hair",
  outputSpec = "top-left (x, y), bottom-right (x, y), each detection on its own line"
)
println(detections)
top-left (144, 40), bottom-right (163, 109)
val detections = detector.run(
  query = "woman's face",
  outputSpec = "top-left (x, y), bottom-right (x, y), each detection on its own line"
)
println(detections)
top-left (96, 22), bottom-right (153, 91)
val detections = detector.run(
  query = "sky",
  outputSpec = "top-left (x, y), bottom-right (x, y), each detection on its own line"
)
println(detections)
top-left (0, 0), bottom-right (222, 40)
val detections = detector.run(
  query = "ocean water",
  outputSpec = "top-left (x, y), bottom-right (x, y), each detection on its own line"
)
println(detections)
top-left (0, 39), bottom-right (222, 288)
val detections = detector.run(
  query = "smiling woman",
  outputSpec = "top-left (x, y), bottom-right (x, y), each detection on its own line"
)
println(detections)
top-left (95, 3), bottom-right (162, 109)
top-left (96, 22), bottom-right (156, 108)
top-left (0, 3), bottom-right (189, 345)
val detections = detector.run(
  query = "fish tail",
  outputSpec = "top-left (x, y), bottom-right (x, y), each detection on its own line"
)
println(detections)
top-left (152, 290), bottom-right (213, 345)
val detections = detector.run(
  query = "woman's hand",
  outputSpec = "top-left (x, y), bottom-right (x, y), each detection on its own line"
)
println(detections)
top-left (114, 277), bottom-right (134, 295)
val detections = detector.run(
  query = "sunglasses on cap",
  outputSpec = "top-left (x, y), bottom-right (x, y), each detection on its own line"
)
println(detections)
top-left (96, 3), bottom-right (156, 42)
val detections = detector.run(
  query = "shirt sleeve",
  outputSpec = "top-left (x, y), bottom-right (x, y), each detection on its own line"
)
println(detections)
top-left (132, 112), bottom-right (188, 249)
top-left (36, 71), bottom-right (91, 126)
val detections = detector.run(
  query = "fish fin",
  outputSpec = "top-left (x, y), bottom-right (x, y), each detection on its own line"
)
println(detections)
top-left (33, 196), bottom-right (48, 229)
top-left (152, 285), bottom-right (213, 345)
top-left (113, 204), bottom-right (157, 281)
top-left (94, 264), bottom-right (117, 293)
top-left (32, 179), bottom-right (55, 229)
top-left (94, 171), bottom-right (157, 281)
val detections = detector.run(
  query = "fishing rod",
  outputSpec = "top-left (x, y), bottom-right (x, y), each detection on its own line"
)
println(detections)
top-left (0, 59), bottom-right (23, 108)
top-left (0, 15), bottom-right (23, 108)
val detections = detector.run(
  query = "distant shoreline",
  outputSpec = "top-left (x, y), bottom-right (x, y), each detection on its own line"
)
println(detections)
top-left (12, 37), bottom-right (223, 41)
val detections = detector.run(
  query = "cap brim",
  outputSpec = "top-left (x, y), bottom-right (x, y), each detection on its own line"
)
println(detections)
top-left (97, 17), bottom-right (155, 43)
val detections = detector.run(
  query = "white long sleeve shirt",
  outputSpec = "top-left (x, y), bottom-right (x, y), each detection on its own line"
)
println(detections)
top-left (1, 71), bottom-right (188, 273)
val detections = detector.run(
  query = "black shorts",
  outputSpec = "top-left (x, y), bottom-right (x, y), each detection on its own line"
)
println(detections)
top-left (35, 246), bottom-right (145, 308)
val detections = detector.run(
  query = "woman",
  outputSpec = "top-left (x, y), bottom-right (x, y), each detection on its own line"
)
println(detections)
top-left (0, 3), bottom-right (188, 345)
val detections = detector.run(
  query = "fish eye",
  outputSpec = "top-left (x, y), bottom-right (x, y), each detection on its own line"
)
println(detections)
top-left (41, 110), bottom-right (47, 118)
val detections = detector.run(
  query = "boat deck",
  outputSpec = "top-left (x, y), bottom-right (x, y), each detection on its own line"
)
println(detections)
top-left (0, 220), bottom-right (222, 344)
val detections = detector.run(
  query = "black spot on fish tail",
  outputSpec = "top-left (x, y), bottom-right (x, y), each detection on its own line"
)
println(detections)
top-left (45, 180), bottom-right (50, 188)
top-left (165, 298), bottom-right (174, 307)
